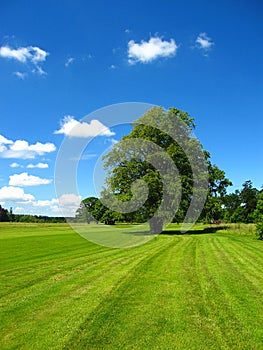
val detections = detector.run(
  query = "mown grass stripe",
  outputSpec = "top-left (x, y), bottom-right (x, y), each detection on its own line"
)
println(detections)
top-left (64, 237), bottom-right (182, 349)
top-left (208, 237), bottom-right (263, 347)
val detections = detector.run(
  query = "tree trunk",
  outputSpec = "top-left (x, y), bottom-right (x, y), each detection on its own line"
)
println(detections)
top-left (149, 217), bottom-right (163, 234)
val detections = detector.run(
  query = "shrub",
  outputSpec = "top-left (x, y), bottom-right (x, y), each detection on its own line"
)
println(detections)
top-left (256, 221), bottom-right (263, 240)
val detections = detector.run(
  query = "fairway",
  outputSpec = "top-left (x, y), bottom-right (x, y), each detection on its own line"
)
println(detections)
top-left (0, 223), bottom-right (262, 349)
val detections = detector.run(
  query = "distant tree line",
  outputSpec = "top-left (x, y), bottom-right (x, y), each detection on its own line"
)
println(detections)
top-left (0, 206), bottom-right (66, 223)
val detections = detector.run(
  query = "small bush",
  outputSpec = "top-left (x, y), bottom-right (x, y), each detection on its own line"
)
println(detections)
top-left (256, 221), bottom-right (263, 240)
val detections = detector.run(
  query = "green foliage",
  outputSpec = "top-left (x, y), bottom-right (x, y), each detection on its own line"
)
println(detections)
top-left (76, 196), bottom-right (122, 225)
top-left (254, 191), bottom-right (263, 239)
top-left (223, 181), bottom-right (260, 224)
top-left (100, 209), bottom-right (121, 225)
top-left (230, 205), bottom-right (246, 223)
top-left (240, 180), bottom-right (258, 222)
top-left (76, 196), bottom-right (99, 223)
top-left (202, 196), bottom-right (224, 223)
top-left (223, 190), bottom-right (241, 221)
top-left (253, 191), bottom-right (263, 221)
top-left (256, 222), bottom-right (263, 240)
top-left (208, 164), bottom-right (232, 198)
top-left (0, 205), bottom-right (9, 222)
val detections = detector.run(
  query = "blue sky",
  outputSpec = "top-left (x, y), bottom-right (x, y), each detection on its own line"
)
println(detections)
top-left (0, 0), bottom-right (262, 216)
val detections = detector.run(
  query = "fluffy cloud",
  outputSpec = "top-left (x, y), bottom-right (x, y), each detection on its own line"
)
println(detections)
top-left (9, 172), bottom-right (52, 187)
top-left (0, 45), bottom-right (49, 76)
top-left (0, 186), bottom-right (35, 202)
top-left (128, 36), bottom-right (177, 64)
top-left (32, 193), bottom-right (81, 216)
top-left (58, 193), bottom-right (82, 215)
top-left (33, 198), bottom-right (58, 207)
top-left (27, 162), bottom-right (49, 169)
top-left (195, 33), bottom-right (214, 50)
top-left (54, 116), bottom-right (115, 138)
top-left (0, 134), bottom-right (56, 159)
top-left (0, 135), bottom-right (13, 144)
top-left (0, 45), bottom-right (48, 63)
top-left (0, 135), bottom-right (13, 153)
top-left (4, 192), bottom-right (81, 216)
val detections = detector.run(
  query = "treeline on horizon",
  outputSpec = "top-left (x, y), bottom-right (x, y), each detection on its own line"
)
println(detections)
top-left (0, 207), bottom-right (67, 223)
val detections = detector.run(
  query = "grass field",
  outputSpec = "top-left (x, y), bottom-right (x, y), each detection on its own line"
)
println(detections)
top-left (0, 223), bottom-right (262, 349)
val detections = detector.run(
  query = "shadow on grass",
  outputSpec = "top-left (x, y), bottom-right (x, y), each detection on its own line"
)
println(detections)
top-left (162, 225), bottom-right (229, 235)
top-left (119, 225), bottom-right (229, 236)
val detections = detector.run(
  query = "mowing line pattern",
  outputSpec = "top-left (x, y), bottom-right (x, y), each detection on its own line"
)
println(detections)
top-left (0, 224), bottom-right (262, 349)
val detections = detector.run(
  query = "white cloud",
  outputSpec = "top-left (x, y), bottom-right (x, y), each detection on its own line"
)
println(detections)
top-left (0, 135), bottom-right (13, 153)
top-left (30, 46), bottom-right (48, 63)
top-left (10, 162), bottom-right (20, 168)
top-left (0, 186), bottom-right (35, 202)
top-left (32, 193), bottom-right (81, 216)
top-left (128, 36), bottom-right (178, 64)
top-left (58, 193), bottom-right (81, 206)
top-left (54, 116), bottom-right (115, 138)
top-left (13, 71), bottom-right (27, 79)
top-left (0, 135), bottom-right (13, 144)
top-left (0, 46), bottom-right (31, 62)
top-left (27, 162), bottom-right (49, 169)
top-left (0, 45), bottom-right (49, 76)
top-left (65, 57), bottom-right (75, 67)
top-left (110, 64), bottom-right (116, 69)
top-left (9, 172), bottom-right (52, 186)
top-left (0, 134), bottom-right (56, 159)
top-left (58, 193), bottom-right (81, 215)
top-left (195, 33), bottom-right (214, 50)
top-left (0, 45), bottom-right (48, 63)
top-left (33, 198), bottom-right (58, 207)
top-left (3, 191), bottom-right (81, 216)
top-left (0, 145), bottom-right (6, 152)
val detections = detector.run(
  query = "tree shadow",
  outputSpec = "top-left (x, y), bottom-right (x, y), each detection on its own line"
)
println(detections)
top-left (120, 230), bottom-right (156, 236)
top-left (116, 225), bottom-right (229, 236)
top-left (162, 225), bottom-right (229, 235)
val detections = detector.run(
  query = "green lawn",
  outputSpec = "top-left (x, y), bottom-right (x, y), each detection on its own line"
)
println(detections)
top-left (0, 223), bottom-right (262, 349)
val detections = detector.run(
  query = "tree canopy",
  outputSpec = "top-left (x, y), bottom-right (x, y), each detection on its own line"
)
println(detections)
top-left (100, 106), bottom-right (231, 232)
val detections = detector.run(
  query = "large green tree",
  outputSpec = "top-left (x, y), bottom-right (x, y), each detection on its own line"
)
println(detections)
top-left (101, 106), bottom-right (231, 232)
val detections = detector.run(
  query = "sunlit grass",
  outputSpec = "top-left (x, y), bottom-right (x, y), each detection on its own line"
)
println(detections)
top-left (0, 223), bottom-right (262, 349)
